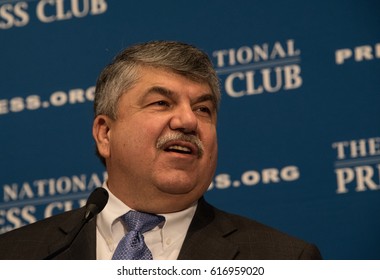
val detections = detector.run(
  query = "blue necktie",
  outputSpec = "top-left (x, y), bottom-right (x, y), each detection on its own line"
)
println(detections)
top-left (112, 211), bottom-right (165, 260)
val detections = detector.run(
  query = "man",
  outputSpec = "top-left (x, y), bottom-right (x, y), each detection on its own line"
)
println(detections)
top-left (0, 41), bottom-right (322, 260)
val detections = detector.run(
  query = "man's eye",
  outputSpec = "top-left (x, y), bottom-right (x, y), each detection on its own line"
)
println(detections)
top-left (196, 106), bottom-right (212, 115)
top-left (153, 100), bottom-right (169, 107)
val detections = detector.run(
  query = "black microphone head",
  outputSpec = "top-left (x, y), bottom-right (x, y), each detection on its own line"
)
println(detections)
top-left (84, 188), bottom-right (109, 221)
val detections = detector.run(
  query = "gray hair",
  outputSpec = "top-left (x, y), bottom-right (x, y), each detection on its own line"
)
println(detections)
top-left (94, 41), bottom-right (221, 119)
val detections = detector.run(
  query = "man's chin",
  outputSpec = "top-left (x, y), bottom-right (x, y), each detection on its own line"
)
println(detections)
top-left (155, 182), bottom-right (196, 195)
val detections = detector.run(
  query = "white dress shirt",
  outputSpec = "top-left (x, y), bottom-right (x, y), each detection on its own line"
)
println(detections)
top-left (96, 183), bottom-right (197, 260)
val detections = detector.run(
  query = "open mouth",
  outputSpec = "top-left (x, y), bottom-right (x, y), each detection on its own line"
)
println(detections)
top-left (165, 145), bottom-right (192, 154)
top-left (156, 133), bottom-right (204, 158)
top-left (161, 140), bottom-right (200, 157)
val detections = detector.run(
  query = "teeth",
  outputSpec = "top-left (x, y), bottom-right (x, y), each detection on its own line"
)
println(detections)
top-left (167, 145), bottom-right (191, 153)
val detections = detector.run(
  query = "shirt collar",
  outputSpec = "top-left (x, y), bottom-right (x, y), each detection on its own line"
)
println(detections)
top-left (160, 201), bottom-right (197, 250)
top-left (97, 182), bottom-right (130, 251)
top-left (97, 182), bottom-right (197, 252)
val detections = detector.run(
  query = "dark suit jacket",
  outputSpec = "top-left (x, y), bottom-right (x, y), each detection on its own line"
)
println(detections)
top-left (0, 198), bottom-right (322, 259)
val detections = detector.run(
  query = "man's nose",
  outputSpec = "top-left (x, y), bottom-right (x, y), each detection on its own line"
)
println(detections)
top-left (169, 105), bottom-right (198, 134)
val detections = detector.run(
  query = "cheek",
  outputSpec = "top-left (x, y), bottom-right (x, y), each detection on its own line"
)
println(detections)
top-left (112, 119), bottom-right (163, 155)
top-left (203, 127), bottom-right (217, 152)
top-left (110, 130), bottom-right (150, 171)
top-left (200, 132), bottom-right (218, 168)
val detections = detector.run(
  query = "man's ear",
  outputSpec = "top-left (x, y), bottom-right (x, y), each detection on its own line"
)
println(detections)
top-left (92, 115), bottom-right (113, 159)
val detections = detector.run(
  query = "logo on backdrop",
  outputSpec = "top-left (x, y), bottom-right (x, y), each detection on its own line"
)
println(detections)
top-left (208, 165), bottom-right (300, 191)
top-left (212, 39), bottom-right (302, 98)
top-left (332, 137), bottom-right (380, 194)
top-left (335, 42), bottom-right (380, 65)
top-left (0, 171), bottom-right (107, 233)
top-left (0, 85), bottom-right (95, 115)
top-left (0, 0), bottom-right (108, 29)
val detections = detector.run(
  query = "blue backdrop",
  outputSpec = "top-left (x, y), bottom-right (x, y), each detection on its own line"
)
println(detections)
top-left (1, 0), bottom-right (379, 260)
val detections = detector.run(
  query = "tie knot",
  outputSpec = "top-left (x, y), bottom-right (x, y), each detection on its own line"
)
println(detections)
top-left (121, 211), bottom-right (165, 233)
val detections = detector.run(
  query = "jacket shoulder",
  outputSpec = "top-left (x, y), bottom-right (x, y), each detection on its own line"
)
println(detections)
top-left (200, 200), bottom-right (322, 259)
top-left (0, 208), bottom-right (85, 259)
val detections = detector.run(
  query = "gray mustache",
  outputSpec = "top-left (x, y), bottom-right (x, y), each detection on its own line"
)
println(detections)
top-left (156, 133), bottom-right (204, 157)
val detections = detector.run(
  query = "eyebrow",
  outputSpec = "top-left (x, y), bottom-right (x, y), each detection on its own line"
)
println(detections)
top-left (143, 86), bottom-right (217, 109)
top-left (145, 86), bottom-right (174, 99)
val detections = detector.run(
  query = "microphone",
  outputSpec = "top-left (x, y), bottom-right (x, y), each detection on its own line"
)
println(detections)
top-left (84, 187), bottom-right (109, 222)
top-left (44, 187), bottom-right (109, 259)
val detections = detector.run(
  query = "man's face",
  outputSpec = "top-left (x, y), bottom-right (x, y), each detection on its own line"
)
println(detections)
top-left (93, 66), bottom-right (218, 213)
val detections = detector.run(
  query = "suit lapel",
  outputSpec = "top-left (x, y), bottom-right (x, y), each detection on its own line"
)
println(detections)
top-left (46, 198), bottom-right (238, 260)
top-left (67, 219), bottom-right (96, 259)
top-left (178, 198), bottom-right (239, 260)
top-left (47, 207), bottom-right (96, 260)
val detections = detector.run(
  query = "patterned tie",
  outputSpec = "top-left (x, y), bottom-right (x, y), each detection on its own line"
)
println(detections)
top-left (112, 211), bottom-right (165, 260)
